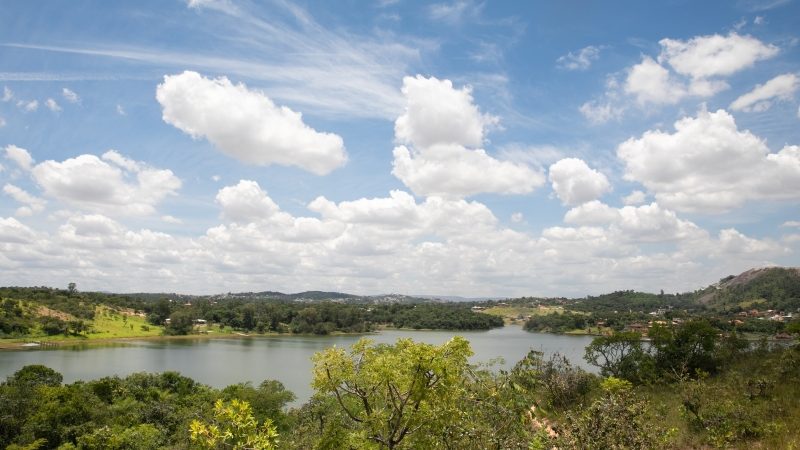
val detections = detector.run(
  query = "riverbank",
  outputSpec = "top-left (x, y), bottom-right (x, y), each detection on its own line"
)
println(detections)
top-left (0, 328), bottom-right (385, 351)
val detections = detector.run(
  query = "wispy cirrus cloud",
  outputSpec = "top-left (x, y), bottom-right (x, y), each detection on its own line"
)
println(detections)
top-left (4, 2), bottom-right (425, 120)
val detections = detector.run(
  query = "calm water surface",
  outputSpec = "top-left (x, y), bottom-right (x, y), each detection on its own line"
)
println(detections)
top-left (0, 326), bottom-right (595, 405)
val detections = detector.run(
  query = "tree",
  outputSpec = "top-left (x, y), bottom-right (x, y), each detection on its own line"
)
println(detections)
top-left (166, 309), bottom-right (195, 335)
top-left (220, 380), bottom-right (295, 431)
top-left (650, 320), bottom-right (719, 379)
top-left (5, 365), bottom-right (63, 388)
top-left (189, 399), bottom-right (278, 450)
top-left (311, 337), bottom-right (472, 449)
top-left (67, 283), bottom-right (77, 295)
top-left (584, 331), bottom-right (653, 383)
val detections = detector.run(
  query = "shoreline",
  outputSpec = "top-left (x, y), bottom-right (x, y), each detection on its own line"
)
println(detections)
top-left (0, 329), bottom-right (379, 351)
top-left (0, 323), bottom-right (507, 351)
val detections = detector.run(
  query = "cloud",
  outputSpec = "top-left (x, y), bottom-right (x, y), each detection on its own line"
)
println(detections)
top-left (557, 45), bottom-right (602, 71)
top-left (730, 73), bottom-right (799, 112)
top-left (548, 158), bottom-right (611, 206)
top-left (589, 32), bottom-right (778, 115)
top-left (617, 108), bottom-right (800, 213)
top-left (429, 0), bottom-right (482, 24)
top-left (737, 0), bottom-right (791, 11)
top-left (45, 98), bottom-right (61, 112)
top-left (157, 71), bottom-right (347, 175)
top-left (18, 0), bottom-right (418, 120)
top-left (658, 32), bottom-right (778, 79)
top-left (61, 88), bottom-right (79, 103)
top-left (16, 99), bottom-right (38, 112)
top-left (511, 212), bottom-right (523, 223)
top-left (624, 57), bottom-right (688, 105)
top-left (215, 180), bottom-right (283, 223)
top-left (392, 144), bottom-right (544, 198)
top-left (564, 200), bottom-right (620, 225)
top-left (3, 184), bottom-right (46, 216)
top-left (623, 190), bottom-right (647, 206)
top-left (4, 145), bottom-right (34, 171)
top-left (161, 215), bottom-right (183, 224)
top-left (30, 151), bottom-right (181, 216)
top-left (0, 184), bottom-right (789, 297)
top-left (0, 217), bottom-right (37, 243)
top-left (395, 75), bottom-right (497, 149)
top-left (391, 75), bottom-right (542, 198)
top-left (116, 104), bottom-right (126, 115)
top-left (1, 86), bottom-right (11, 102)
top-left (579, 100), bottom-right (624, 124)
top-left (782, 220), bottom-right (800, 227)
top-left (565, 201), bottom-right (707, 243)
top-left (0, 117), bottom-right (5, 128)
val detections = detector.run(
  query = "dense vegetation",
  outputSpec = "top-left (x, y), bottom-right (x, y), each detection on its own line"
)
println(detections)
top-left (3, 320), bottom-right (799, 449)
top-left (0, 286), bottom-right (502, 341)
top-left (504, 268), bottom-right (800, 336)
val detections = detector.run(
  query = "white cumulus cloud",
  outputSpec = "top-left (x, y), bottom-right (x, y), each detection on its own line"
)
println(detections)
top-left (215, 180), bottom-right (283, 224)
top-left (391, 75), bottom-right (542, 198)
top-left (392, 144), bottom-right (544, 198)
top-left (156, 71), bottom-right (347, 175)
top-left (658, 32), bottom-right (779, 79)
top-left (548, 158), bottom-right (611, 206)
top-left (3, 183), bottom-right (46, 217)
top-left (730, 73), bottom-right (799, 112)
top-left (4, 145), bottom-right (34, 171)
top-left (395, 75), bottom-right (497, 149)
top-left (30, 151), bottom-right (181, 216)
top-left (617, 108), bottom-right (800, 213)
top-left (624, 57), bottom-right (688, 105)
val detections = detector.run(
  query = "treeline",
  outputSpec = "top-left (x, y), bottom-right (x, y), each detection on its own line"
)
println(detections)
top-left (153, 300), bottom-right (503, 335)
top-left (571, 290), bottom-right (699, 314)
top-left (368, 303), bottom-right (504, 330)
top-left (0, 287), bottom-right (503, 339)
top-left (0, 366), bottom-right (295, 450)
top-left (3, 321), bottom-right (799, 449)
top-left (523, 312), bottom-right (588, 333)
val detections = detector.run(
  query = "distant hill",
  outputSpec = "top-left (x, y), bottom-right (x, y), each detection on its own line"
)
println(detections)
top-left (697, 267), bottom-right (800, 312)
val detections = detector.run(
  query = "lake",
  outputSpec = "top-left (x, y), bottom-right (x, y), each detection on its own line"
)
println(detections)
top-left (0, 326), bottom-right (596, 406)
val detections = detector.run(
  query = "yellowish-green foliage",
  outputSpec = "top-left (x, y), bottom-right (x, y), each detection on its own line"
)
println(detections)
top-left (189, 399), bottom-right (278, 450)
top-left (311, 337), bottom-right (473, 449)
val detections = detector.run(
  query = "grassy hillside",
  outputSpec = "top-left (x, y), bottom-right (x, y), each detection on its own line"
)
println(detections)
top-left (699, 267), bottom-right (800, 312)
top-left (0, 287), bottom-right (163, 342)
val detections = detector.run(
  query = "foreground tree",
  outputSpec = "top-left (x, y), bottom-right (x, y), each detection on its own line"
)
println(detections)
top-left (311, 337), bottom-right (472, 449)
top-left (189, 399), bottom-right (278, 450)
top-left (584, 331), bottom-right (653, 383)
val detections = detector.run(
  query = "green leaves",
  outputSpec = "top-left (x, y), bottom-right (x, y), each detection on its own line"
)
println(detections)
top-left (311, 337), bottom-right (472, 449)
top-left (189, 399), bottom-right (278, 450)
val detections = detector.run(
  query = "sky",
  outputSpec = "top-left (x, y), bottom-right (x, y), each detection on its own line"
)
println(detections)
top-left (0, 0), bottom-right (798, 297)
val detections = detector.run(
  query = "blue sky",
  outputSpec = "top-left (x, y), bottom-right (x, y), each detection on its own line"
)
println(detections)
top-left (0, 0), bottom-right (798, 296)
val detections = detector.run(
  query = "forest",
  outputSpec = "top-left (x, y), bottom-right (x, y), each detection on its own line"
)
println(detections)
top-left (2, 319), bottom-right (799, 449)
top-left (0, 287), bottom-right (502, 341)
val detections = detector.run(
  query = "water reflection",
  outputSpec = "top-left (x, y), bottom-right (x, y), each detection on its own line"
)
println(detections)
top-left (0, 326), bottom-right (595, 406)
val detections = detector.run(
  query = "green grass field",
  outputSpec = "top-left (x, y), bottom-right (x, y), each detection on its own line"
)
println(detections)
top-left (481, 305), bottom-right (568, 324)
top-left (85, 306), bottom-right (164, 339)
